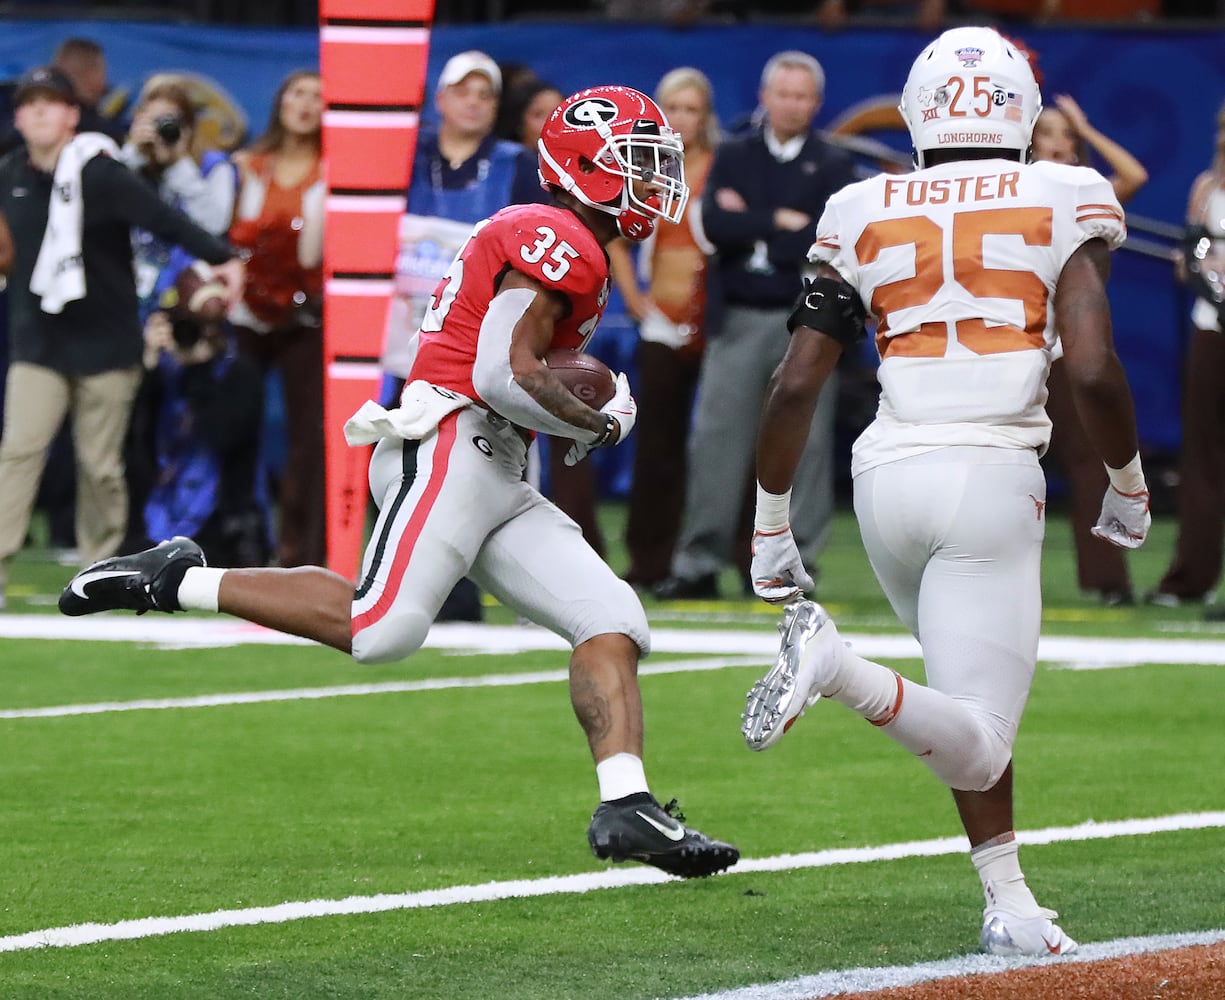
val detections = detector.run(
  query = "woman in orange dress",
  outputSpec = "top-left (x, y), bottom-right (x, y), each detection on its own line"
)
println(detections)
top-left (228, 70), bottom-right (326, 567)
top-left (609, 67), bottom-right (720, 587)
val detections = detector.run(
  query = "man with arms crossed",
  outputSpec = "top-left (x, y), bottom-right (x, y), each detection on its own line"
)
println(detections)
top-left (61, 85), bottom-right (738, 879)
top-left (741, 28), bottom-right (1149, 954)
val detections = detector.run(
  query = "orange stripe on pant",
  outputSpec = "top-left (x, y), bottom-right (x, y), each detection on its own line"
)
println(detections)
top-left (351, 412), bottom-right (460, 637)
top-left (870, 670), bottom-right (905, 727)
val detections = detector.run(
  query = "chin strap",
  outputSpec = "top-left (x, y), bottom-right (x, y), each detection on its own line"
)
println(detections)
top-left (617, 209), bottom-right (655, 241)
top-left (616, 193), bottom-right (663, 243)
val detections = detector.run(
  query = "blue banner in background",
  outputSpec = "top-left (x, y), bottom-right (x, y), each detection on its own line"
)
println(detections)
top-left (426, 23), bottom-right (1223, 457)
top-left (426, 24), bottom-right (1223, 227)
top-left (0, 18), bottom-right (1218, 456)
top-left (0, 20), bottom-right (318, 140)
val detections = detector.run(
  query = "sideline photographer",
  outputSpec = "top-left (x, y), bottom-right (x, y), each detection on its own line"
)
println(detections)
top-left (131, 264), bottom-right (270, 567)
top-left (121, 78), bottom-right (237, 316)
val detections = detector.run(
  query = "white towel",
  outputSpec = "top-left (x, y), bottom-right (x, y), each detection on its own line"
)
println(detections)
top-left (29, 132), bottom-right (120, 314)
top-left (343, 381), bottom-right (472, 446)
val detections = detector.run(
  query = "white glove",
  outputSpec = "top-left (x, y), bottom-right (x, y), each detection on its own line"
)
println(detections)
top-left (1091, 486), bottom-right (1151, 549)
top-left (638, 304), bottom-right (693, 349)
top-left (565, 372), bottom-right (637, 466)
top-left (750, 528), bottom-right (814, 604)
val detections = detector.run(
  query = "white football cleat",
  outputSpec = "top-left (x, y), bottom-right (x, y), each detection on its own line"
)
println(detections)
top-left (980, 907), bottom-right (1079, 956)
top-left (742, 600), bottom-right (842, 751)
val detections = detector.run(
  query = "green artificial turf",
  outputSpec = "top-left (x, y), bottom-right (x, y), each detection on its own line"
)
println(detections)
top-left (0, 508), bottom-right (1222, 997)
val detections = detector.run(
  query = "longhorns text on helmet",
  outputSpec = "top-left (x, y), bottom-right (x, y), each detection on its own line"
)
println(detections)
top-left (899, 26), bottom-right (1042, 169)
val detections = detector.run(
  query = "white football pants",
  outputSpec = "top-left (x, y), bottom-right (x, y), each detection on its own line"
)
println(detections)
top-left (852, 446), bottom-right (1046, 791)
top-left (351, 407), bottom-right (648, 664)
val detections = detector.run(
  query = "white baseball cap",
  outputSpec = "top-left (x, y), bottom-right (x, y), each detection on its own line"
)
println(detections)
top-left (437, 51), bottom-right (501, 94)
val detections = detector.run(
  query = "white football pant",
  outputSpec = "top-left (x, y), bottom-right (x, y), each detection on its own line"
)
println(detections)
top-left (852, 446), bottom-right (1045, 791)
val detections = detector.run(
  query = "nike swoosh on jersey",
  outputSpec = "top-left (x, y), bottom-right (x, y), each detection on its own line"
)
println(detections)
top-left (70, 569), bottom-right (140, 599)
top-left (635, 810), bottom-right (686, 842)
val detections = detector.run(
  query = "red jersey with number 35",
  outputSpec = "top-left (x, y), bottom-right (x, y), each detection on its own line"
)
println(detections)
top-left (408, 203), bottom-right (610, 403)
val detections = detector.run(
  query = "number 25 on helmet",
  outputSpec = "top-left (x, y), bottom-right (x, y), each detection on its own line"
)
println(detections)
top-left (537, 85), bottom-right (689, 242)
top-left (898, 26), bottom-right (1042, 169)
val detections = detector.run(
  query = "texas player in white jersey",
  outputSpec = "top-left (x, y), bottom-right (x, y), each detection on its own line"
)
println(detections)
top-left (739, 29), bottom-right (1150, 955)
top-left (818, 158), bottom-right (1126, 475)
top-left (59, 86), bottom-right (737, 880)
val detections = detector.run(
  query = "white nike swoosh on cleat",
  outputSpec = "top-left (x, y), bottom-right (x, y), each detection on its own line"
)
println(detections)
top-left (70, 570), bottom-right (141, 600)
top-left (635, 810), bottom-right (686, 842)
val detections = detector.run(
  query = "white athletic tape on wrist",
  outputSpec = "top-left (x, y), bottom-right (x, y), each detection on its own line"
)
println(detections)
top-left (1105, 453), bottom-right (1147, 495)
top-left (754, 484), bottom-right (792, 534)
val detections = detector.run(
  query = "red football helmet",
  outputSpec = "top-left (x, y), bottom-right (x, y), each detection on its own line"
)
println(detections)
top-left (537, 85), bottom-right (689, 242)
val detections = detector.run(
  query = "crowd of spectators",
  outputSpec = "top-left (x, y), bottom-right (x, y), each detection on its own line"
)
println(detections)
top-left (1, 21), bottom-right (1223, 620)
top-left (654, 51), bottom-right (856, 600)
top-left (0, 38), bottom-right (317, 609)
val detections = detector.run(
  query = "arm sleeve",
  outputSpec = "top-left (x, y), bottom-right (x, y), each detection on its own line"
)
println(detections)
top-left (470, 287), bottom-right (603, 442)
top-left (89, 156), bottom-right (234, 264)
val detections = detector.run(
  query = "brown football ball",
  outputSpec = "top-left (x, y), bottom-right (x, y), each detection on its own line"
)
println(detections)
top-left (544, 348), bottom-right (616, 409)
top-left (173, 262), bottom-right (229, 322)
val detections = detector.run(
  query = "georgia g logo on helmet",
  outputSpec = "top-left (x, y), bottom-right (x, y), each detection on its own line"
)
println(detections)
top-left (563, 97), bottom-right (620, 130)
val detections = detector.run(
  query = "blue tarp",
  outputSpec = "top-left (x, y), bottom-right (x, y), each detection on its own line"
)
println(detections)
top-left (427, 23), bottom-right (1224, 456)
top-left (1, 18), bottom-right (1219, 457)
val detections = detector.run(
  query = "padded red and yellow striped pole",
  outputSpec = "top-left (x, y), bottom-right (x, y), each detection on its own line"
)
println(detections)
top-left (319, 0), bottom-right (434, 577)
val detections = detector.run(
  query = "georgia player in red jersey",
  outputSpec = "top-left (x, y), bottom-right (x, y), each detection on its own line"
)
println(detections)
top-left (60, 86), bottom-right (738, 879)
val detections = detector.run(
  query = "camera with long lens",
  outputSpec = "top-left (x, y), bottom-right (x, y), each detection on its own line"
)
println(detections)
top-left (170, 316), bottom-right (203, 349)
top-left (154, 112), bottom-right (182, 145)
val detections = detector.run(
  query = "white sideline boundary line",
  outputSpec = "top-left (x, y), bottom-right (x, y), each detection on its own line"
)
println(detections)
top-left (0, 811), bottom-right (1222, 955)
top-left (6, 613), bottom-right (1225, 666)
top-left (670, 928), bottom-right (1225, 1000)
top-left (2, 622), bottom-right (1222, 719)
top-left (0, 655), bottom-right (766, 720)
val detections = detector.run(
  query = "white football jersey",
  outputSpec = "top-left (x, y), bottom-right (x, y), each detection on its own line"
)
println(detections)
top-left (808, 158), bottom-right (1125, 476)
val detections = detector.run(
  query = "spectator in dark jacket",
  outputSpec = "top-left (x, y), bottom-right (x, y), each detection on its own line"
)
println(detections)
top-left (656, 51), bottom-right (856, 600)
top-left (0, 66), bottom-right (244, 608)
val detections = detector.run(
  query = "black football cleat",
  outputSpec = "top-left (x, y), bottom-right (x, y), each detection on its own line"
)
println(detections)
top-left (587, 793), bottom-right (739, 878)
top-left (58, 536), bottom-right (205, 616)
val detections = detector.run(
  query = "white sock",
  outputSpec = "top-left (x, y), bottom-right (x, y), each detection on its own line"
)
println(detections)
top-left (971, 833), bottom-right (1043, 917)
top-left (595, 752), bottom-right (649, 801)
top-left (177, 566), bottom-right (226, 612)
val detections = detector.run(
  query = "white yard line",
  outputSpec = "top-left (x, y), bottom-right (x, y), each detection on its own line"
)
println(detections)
top-left (2, 617), bottom-right (1222, 719)
top-left (669, 928), bottom-right (1225, 1000)
top-left (5, 613), bottom-right (1225, 664)
top-left (0, 811), bottom-right (1221, 954)
top-left (0, 655), bottom-right (766, 720)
